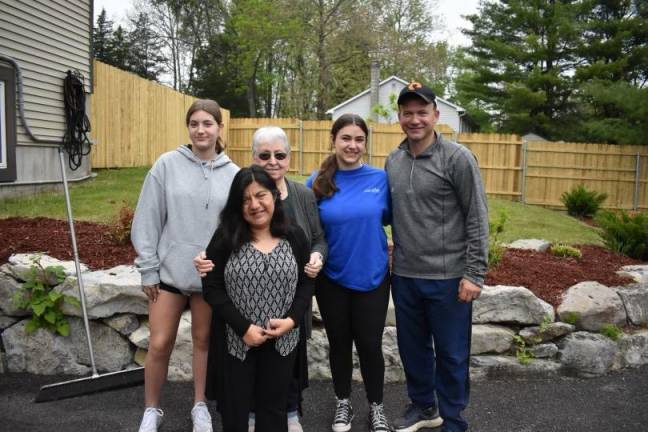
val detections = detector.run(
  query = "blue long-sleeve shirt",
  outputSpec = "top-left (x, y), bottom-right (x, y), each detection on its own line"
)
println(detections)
top-left (307, 164), bottom-right (390, 291)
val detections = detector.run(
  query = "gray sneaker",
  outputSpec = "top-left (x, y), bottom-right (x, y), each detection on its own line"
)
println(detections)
top-left (392, 403), bottom-right (443, 432)
top-left (191, 401), bottom-right (213, 432)
top-left (368, 402), bottom-right (391, 432)
top-left (138, 407), bottom-right (164, 432)
top-left (332, 398), bottom-right (354, 432)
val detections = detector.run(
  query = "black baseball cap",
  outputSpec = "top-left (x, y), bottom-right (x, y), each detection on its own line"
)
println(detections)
top-left (397, 82), bottom-right (436, 105)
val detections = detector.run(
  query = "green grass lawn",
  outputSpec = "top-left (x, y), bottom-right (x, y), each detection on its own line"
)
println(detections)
top-left (0, 168), bottom-right (602, 245)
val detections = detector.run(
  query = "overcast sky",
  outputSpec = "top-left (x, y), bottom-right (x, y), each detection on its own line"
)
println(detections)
top-left (94, 0), bottom-right (480, 47)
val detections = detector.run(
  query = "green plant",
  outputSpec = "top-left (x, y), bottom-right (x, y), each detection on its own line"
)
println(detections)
top-left (596, 210), bottom-right (648, 260)
top-left (550, 244), bottom-right (582, 259)
top-left (12, 257), bottom-right (80, 336)
top-left (539, 313), bottom-right (553, 333)
top-left (512, 335), bottom-right (534, 365)
top-left (560, 184), bottom-right (607, 218)
top-left (600, 323), bottom-right (623, 341)
top-left (560, 311), bottom-right (580, 325)
top-left (488, 210), bottom-right (509, 268)
top-left (109, 201), bottom-right (135, 245)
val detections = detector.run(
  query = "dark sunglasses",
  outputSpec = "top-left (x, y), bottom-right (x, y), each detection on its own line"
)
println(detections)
top-left (257, 151), bottom-right (288, 161)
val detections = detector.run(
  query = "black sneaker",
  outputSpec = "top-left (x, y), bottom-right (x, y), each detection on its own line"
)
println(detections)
top-left (368, 402), bottom-right (391, 432)
top-left (392, 403), bottom-right (443, 432)
top-left (332, 398), bottom-right (354, 432)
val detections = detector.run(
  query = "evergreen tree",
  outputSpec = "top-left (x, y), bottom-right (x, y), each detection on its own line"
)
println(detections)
top-left (128, 12), bottom-right (166, 81)
top-left (108, 25), bottom-right (132, 70)
top-left (93, 8), bottom-right (115, 63)
top-left (455, 0), bottom-right (581, 137)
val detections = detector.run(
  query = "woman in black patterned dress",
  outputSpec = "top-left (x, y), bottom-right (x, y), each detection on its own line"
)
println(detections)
top-left (202, 165), bottom-right (314, 432)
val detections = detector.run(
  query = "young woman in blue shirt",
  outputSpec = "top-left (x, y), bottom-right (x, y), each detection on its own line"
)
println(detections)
top-left (307, 114), bottom-right (391, 432)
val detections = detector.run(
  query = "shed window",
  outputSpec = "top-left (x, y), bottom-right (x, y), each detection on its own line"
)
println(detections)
top-left (0, 64), bottom-right (17, 182)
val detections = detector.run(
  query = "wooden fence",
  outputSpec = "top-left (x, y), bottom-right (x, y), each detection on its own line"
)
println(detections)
top-left (90, 60), bottom-right (230, 168)
top-left (87, 63), bottom-right (647, 210)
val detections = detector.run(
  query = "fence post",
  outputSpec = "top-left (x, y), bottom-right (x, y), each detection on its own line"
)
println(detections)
top-left (368, 126), bottom-right (374, 166)
top-left (299, 120), bottom-right (304, 175)
top-left (520, 141), bottom-right (528, 204)
top-left (634, 152), bottom-right (641, 211)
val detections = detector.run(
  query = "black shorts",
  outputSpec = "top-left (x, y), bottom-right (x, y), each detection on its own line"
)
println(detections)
top-left (159, 281), bottom-right (186, 296)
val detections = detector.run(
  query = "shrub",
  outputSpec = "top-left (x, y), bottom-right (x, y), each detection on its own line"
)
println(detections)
top-left (550, 244), bottom-right (582, 259)
top-left (512, 335), bottom-right (534, 365)
top-left (600, 323), bottom-right (623, 341)
top-left (596, 210), bottom-right (648, 260)
top-left (560, 184), bottom-right (607, 218)
top-left (12, 256), bottom-right (80, 336)
top-left (109, 201), bottom-right (135, 245)
top-left (488, 210), bottom-right (508, 268)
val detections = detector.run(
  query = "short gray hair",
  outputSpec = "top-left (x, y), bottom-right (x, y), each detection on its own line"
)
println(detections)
top-left (252, 126), bottom-right (290, 155)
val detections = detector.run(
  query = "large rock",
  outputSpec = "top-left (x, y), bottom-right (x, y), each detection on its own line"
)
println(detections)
top-left (504, 239), bottom-right (551, 252)
top-left (558, 332), bottom-right (617, 377)
top-left (382, 326), bottom-right (405, 383)
top-left (56, 265), bottom-right (148, 319)
top-left (6, 253), bottom-right (88, 281)
top-left (470, 355), bottom-right (562, 381)
top-left (473, 285), bottom-right (555, 325)
top-left (617, 264), bottom-right (648, 283)
top-left (103, 314), bottom-right (140, 336)
top-left (129, 321), bottom-right (150, 349)
top-left (530, 343), bottom-right (559, 359)
top-left (471, 324), bottom-right (515, 355)
top-left (0, 272), bottom-right (29, 317)
top-left (307, 328), bottom-right (331, 380)
top-left (557, 282), bottom-right (627, 331)
top-left (2, 317), bottom-right (132, 374)
top-left (614, 284), bottom-right (648, 326)
top-left (0, 313), bottom-right (19, 330)
top-left (519, 322), bottom-right (575, 345)
top-left (616, 331), bottom-right (648, 368)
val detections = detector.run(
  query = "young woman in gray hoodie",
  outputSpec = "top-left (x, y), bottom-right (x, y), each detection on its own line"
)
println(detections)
top-left (132, 99), bottom-right (239, 432)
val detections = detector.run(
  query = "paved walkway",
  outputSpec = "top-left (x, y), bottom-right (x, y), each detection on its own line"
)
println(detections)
top-left (2, 366), bottom-right (647, 431)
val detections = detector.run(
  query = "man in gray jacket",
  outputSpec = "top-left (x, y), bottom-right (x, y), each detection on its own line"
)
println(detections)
top-left (385, 82), bottom-right (488, 432)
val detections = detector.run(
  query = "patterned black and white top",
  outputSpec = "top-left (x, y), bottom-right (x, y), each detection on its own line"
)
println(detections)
top-left (224, 239), bottom-right (299, 360)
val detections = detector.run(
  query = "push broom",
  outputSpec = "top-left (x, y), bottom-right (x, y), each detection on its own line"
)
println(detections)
top-left (0, 54), bottom-right (145, 402)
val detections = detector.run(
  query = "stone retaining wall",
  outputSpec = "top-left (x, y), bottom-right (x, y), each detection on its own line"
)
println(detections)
top-left (2, 253), bottom-right (648, 381)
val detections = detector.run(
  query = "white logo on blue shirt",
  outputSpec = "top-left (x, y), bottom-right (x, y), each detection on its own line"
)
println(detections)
top-left (363, 187), bottom-right (380, 193)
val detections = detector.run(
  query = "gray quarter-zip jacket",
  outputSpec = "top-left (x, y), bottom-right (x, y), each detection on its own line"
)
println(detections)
top-left (385, 133), bottom-right (489, 287)
top-left (132, 145), bottom-right (239, 292)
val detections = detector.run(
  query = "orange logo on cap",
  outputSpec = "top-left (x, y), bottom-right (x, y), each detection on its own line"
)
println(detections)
top-left (407, 82), bottom-right (422, 90)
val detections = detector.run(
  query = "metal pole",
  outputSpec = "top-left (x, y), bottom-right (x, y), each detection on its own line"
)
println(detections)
top-left (520, 141), bottom-right (528, 204)
top-left (634, 152), bottom-right (641, 211)
top-left (58, 147), bottom-right (98, 377)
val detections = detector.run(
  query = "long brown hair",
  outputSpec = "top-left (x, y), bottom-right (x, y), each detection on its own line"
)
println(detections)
top-left (312, 113), bottom-right (369, 199)
top-left (185, 99), bottom-right (225, 153)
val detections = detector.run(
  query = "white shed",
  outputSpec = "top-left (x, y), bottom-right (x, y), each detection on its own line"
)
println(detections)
top-left (326, 76), bottom-right (473, 133)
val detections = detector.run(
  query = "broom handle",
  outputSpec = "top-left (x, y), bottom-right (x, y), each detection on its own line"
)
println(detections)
top-left (59, 147), bottom-right (98, 377)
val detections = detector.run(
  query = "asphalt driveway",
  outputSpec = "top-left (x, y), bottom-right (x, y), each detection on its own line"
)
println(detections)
top-left (1, 366), bottom-right (647, 431)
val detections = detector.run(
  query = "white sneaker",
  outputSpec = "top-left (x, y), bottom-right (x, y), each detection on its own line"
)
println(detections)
top-left (138, 407), bottom-right (164, 432)
top-left (191, 401), bottom-right (213, 432)
top-left (288, 415), bottom-right (304, 432)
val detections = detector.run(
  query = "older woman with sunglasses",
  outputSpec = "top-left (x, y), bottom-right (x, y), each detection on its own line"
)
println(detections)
top-left (195, 126), bottom-right (327, 431)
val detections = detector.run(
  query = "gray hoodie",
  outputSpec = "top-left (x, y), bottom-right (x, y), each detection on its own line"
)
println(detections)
top-left (132, 145), bottom-right (239, 292)
top-left (385, 133), bottom-right (489, 287)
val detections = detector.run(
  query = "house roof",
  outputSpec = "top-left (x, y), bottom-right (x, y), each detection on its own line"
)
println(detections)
top-left (326, 75), bottom-right (465, 114)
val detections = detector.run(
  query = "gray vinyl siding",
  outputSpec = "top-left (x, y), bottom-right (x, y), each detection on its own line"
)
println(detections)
top-left (0, 0), bottom-right (92, 193)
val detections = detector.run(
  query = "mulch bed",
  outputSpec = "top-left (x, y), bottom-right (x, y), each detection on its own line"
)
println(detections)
top-left (0, 217), bottom-right (642, 308)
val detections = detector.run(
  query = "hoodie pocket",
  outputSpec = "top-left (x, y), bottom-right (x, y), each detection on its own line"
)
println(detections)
top-left (159, 241), bottom-right (204, 290)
